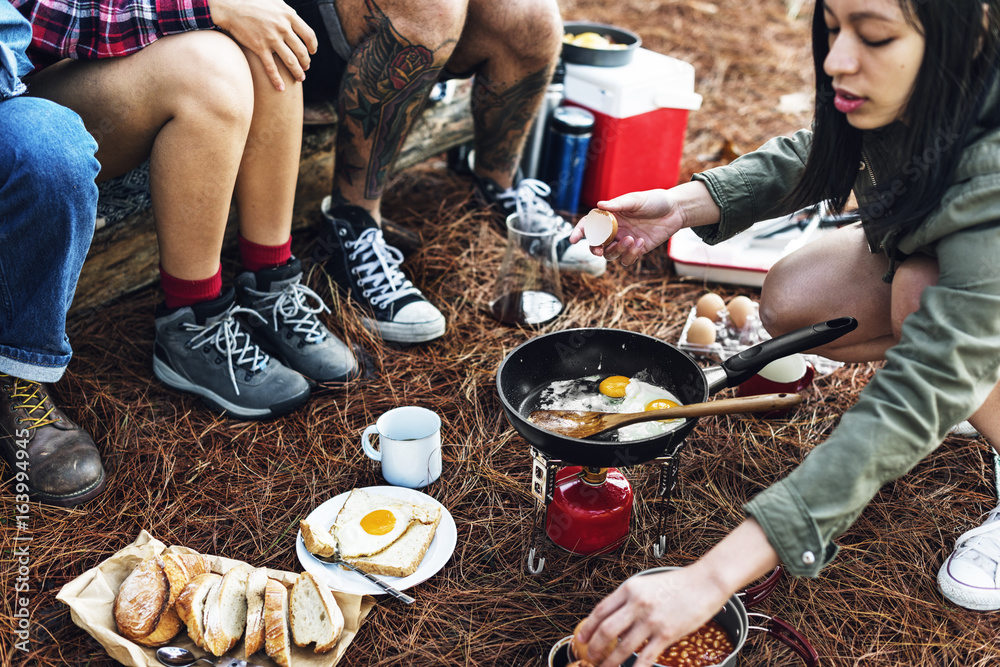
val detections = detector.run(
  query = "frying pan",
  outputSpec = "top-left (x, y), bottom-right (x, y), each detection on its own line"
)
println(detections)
top-left (496, 318), bottom-right (857, 467)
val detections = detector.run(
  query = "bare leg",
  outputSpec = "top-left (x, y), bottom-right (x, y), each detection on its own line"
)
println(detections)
top-left (234, 47), bottom-right (304, 246)
top-left (24, 31), bottom-right (254, 281)
top-left (331, 0), bottom-right (467, 223)
top-left (762, 222), bottom-right (1000, 451)
top-left (448, 0), bottom-right (563, 187)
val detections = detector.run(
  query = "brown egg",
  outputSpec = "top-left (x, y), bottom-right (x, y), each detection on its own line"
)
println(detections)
top-left (687, 316), bottom-right (717, 345)
top-left (727, 295), bottom-right (756, 330)
top-left (580, 208), bottom-right (618, 247)
top-left (695, 292), bottom-right (725, 321)
top-left (570, 620), bottom-right (590, 662)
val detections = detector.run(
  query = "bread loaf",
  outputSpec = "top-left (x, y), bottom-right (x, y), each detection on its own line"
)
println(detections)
top-left (203, 565), bottom-right (251, 656)
top-left (264, 579), bottom-right (292, 667)
top-left (244, 567), bottom-right (269, 657)
top-left (175, 572), bottom-right (221, 650)
top-left (290, 572), bottom-right (345, 654)
top-left (113, 556), bottom-right (169, 643)
top-left (137, 553), bottom-right (211, 647)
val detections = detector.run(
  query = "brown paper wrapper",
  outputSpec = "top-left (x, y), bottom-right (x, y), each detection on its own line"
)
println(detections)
top-left (55, 530), bottom-right (376, 667)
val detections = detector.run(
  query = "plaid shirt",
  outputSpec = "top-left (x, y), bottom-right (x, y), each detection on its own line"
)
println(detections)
top-left (10, 0), bottom-right (214, 67)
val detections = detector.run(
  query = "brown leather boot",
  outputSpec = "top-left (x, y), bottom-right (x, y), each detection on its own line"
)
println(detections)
top-left (0, 373), bottom-right (106, 507)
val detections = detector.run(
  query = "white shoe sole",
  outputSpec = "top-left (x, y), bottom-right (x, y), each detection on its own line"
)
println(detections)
top-left (363, 315), bottom-right (447, 344)
top-left (153, 357), bottom-right (307, 419)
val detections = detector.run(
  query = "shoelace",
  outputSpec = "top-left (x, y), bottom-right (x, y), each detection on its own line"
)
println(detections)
top-left (348, 228), bottom-right (422, 309)
top-left (510, 179), bottom-right (563, 232)
top-left (182, 306), bottom-right (269, 396)
top-left (246, 282), bottom-right (330, 344)
top-left (0, 373), bottom-right (60, 430)
top-left (953, 506), bottom-right (1000, 567)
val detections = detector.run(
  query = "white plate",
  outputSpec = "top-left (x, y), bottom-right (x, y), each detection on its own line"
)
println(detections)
top-left (296, 486), bottom-right (457, 596)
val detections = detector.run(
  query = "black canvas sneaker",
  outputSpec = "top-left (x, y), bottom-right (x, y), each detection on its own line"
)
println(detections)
top-left (153, 288), bottom-right (310, 419)
top-left (472, 174), bottom-right (607, 277)
top-left (318, 199), bottom-right (446, 344)
top-left (235, 257), bottom-right (358, 383)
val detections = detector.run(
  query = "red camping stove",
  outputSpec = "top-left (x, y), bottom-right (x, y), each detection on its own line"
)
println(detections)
top-left (526, 446), bottom-right (681, 574)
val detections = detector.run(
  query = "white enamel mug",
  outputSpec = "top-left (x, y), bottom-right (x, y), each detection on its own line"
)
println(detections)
top-left (361, 406), bottom-right (442, 488)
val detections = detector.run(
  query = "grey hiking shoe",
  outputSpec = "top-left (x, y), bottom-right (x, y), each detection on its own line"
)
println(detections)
top-left (153, 288), bottom-right (310, 419)
top-left (235, 257), bottom-right (358, 383)
top-left (318, 199), bottom-right (446, 344)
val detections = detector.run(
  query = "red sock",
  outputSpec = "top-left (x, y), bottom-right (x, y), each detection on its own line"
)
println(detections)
top-left (160, 264), bottom-right (222, 310)
top-left (239, 234), bottom-right (292, 273)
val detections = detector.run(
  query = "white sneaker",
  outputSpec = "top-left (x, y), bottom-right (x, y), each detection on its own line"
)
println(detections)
top-left (949, 420), bottom-right (980, 437)
top-left (938, 503), bottom-right (1000, 610)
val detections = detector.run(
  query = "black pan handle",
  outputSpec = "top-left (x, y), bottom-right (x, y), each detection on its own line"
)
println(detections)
top-left (711, 317), bottom-right (858, 391)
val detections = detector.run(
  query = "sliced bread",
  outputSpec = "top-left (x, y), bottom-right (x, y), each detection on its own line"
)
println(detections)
top-left (244, 567), bottom-right (269, 657)
top-left (174, 572), bottom-right (221, 651)
top-left (290, 572), bottom-right (345, 654)
top-left (345, 513), bottom-right (442, 577)
top-left (264, 579), bottom-right (292, 667)
top-left (299, 517), bottom-right (338, 558)
top-left (202, 565), bottom-right (251, 656)
top-left (113, 556), bottom-right (169, 643)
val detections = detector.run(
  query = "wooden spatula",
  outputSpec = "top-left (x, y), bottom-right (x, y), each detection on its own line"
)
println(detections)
top-left (528, 393), bottom-right (804, 439)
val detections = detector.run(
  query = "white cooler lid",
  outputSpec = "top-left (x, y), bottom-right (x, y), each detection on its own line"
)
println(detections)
top-left (565, 47), bottom-right (703, 118)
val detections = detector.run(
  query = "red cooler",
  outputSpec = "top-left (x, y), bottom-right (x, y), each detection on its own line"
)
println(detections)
top-left (563, 48), bottom-right (703, 209)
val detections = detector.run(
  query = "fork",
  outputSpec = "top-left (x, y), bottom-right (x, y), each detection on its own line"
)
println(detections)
top-left (314, 544), bottom-right (415, 604)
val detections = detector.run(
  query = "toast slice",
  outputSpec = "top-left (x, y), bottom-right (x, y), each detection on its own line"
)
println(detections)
top-left (299, 517), bottom-right (337, 558)
top-left (345, 512), bottom-right (443, 577)
top-left (244, 567), bottom-right (269, 657)
top-left (175, 572), bottom-right (221, 651)
top-left (264, 579), bottom-right (292, 667)
top-left (203, 565), bottom-right (251, 656)
top-left (290, 572), bottom-right (345, 654)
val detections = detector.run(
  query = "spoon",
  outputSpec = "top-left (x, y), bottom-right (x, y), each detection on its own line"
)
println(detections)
top-left (155, 647), bottom-right (213, 667)
top-left (156, 646), bottom-right (263, 667)
top-left (313, 543), bottom-right (415, 604)
top-left (528, 392), bottom-right (804, 439)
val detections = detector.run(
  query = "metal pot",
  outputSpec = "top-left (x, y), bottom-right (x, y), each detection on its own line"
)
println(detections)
top-left (497, 318), bottom-right (857, 467)
top-left (547, 567), bottom-right (818, 667)
top-left (562, 21), bottom-right (641, 67)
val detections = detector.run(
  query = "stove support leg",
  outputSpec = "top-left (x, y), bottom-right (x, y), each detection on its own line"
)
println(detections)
top-left (526, 449), bottom-right (560, 575)
top-left (527, 505), bottom-right (548, 574)
top-left (653, 454), bottom-right (680, 559)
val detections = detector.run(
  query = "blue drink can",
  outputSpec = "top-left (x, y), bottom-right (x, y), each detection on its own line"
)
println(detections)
top-left (543, 106), bottom-right (594, 215)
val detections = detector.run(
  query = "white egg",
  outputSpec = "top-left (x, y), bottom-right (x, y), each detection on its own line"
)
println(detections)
top-left (333, 506), bottom-right (416, 558)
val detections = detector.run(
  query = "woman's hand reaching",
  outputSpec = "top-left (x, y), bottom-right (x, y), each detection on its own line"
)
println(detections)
top-left (569, 181), bottom-right (720, 266)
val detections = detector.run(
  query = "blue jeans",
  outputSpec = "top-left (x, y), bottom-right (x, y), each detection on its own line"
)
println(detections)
top-left (0, 96), bottom-right (99, 383)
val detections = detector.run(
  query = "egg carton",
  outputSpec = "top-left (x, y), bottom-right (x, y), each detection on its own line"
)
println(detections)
top-left (677, 304), bottom-right (845, 377)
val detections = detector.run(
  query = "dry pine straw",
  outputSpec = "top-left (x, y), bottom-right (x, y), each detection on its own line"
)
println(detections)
top-left (3, 1), bottom-right (1000, 665)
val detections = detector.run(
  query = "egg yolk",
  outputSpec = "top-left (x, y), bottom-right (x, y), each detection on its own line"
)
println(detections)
top-left (645, 398), bottom-right (680, 412)
top-left (599, 375), bottom-right (631, 398)
top-left (359, 509), bottom-right (397, 536)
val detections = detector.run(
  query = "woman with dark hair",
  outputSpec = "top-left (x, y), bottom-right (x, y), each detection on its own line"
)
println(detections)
top-left (570, 0), bottom-right (1000, 664)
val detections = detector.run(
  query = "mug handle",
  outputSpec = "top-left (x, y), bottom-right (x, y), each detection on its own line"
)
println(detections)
top-left (795, 363), bottom-right (816, 392)
top-left (361, 425), bottom-right (382, 462)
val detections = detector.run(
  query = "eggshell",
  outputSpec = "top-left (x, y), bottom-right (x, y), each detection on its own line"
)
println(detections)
top-left (727, 295), bottom-right (756, 330)
top-left (687, 316), bottom-right (717, 345)
top-left (580, 208), bottom-right (618, 247)
top-left (695, 292), bottom-right (725, 321)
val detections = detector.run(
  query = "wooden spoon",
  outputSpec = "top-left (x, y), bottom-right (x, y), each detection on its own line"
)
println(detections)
top-left (528, 393), bottom-right (804, 439)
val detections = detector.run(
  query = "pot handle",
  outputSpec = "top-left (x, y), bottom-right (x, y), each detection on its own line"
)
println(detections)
top-left (713, 317), bottom-right (858, 390)
top-left (738, 565), bottom-right (783, 608)
top-left (747, 613), bottom-right (821, 667)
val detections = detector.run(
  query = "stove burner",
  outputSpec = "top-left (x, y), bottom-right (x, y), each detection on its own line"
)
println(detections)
top-left (526, 446), bottom-right (681, 574)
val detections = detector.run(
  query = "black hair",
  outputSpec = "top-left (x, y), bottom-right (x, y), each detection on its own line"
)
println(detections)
top-left (785, 0), bottom-right (1000, 237)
